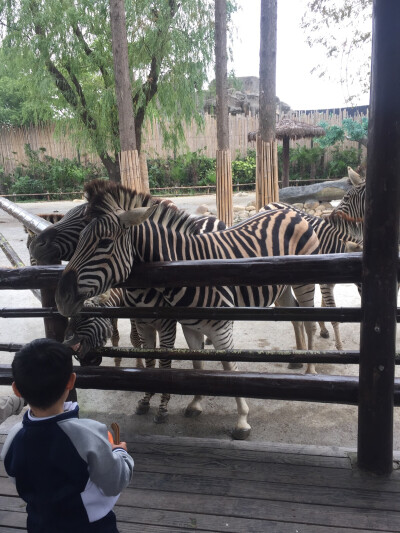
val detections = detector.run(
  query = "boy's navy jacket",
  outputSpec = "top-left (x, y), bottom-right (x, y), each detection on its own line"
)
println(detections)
top-left (1, 402), bottom-right (134, 533)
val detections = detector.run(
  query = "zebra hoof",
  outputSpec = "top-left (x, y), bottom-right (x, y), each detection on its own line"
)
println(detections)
top-left (288, 362), bottom-right (304, 369)
top-left (136, 401), bottom-right (150, 415)
top-left (184, 407), bottom-right (202, 418)
top-left (232, 427), bottom-right (251, 440)
top-left (320, 331), bottom-right (330, 339)
top-left (154, 411), bottom-right (169, 424)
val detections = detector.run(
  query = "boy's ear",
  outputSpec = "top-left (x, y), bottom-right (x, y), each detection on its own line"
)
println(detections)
top-left (66, 373), bottom-right (76, 391)
top-left (12, 382), bottom-right (22, 398)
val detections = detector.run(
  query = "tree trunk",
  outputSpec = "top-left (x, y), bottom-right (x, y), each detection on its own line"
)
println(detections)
top-left (109, 0), bottom-right (143, 190)
top-left (215, 0), bottom-right (233, 226)
top-left (257, 0), bottom-right (278, 209)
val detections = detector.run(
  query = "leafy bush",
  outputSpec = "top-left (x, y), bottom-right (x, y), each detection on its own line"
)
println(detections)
top-left (325, 147), bottom-right (361, 179)
top-left (231, 149), bottom-right (256, 185)
top-left (287, 144), bottom-right (325, 180)
top-left (8, 144), bottom-right (104, 200)
top-left (148, 151), bottom-right (216, 189)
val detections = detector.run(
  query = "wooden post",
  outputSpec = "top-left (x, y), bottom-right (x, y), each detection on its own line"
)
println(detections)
top-left (256, 136), bottom-right (278, 209)
top-left (216, 149), bottom-right (233, 226)
top-left (256, 0), bottom-right (278, 210)
top-left (215, 0), bottom-right (233, 226)
top-left (357, 0), bottom-right (400, 475)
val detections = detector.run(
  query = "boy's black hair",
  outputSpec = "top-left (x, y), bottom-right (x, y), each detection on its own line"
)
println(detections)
top-left (12, 338), bottom-right (73, 409)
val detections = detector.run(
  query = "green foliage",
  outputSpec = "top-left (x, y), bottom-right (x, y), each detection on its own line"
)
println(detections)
top-left (325, 147), bottom-right (361, 178)
top-left (286, 144), bottom-right (325, 180)
top-left (341, 117), bottom-right (368, 143)
top-left (315, 123), bottom-right (345, 148)
top-left (8, 145), bottom-right (103, 200)
top-left (316, 117), bottom-right (369, 148)
top-left (148, 151), bottom-right (216, 189)
top-left (0, 0), bottom-right (222, 176)
top-left (148, 149), bottom-right (256, 190)
top-left (231, 149), bottom-right (256, 184)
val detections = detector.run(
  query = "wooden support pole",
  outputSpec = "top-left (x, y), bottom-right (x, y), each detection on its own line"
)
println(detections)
top-left (216, 149), bottom-right (233, 226)
top-left (357, 0), bottom-right (400, 475)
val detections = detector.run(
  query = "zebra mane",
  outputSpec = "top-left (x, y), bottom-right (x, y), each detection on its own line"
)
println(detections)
top-left (83, 179), bottom-right (200, 235)
top-left (325, 211), bottom-right (363, 224)
top-left (328, 182), bottom-right (366, 223)
top-left (84, 179), bottom-right (154, 218)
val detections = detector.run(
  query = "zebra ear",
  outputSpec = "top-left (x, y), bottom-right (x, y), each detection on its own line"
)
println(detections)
top-left (347, 166), bottom-right (364, 186)
top-left (344, 240), bottom-right (363, 253)
top-left (117, 204), bottom-right (158, 227)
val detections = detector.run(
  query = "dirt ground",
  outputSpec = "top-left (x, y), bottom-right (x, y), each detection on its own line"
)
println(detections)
top-left (1, 193), bottom-right (400, 449)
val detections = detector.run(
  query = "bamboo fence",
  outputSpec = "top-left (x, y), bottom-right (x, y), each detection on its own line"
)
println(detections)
top-left (0, 109), bottom-right (367, 176)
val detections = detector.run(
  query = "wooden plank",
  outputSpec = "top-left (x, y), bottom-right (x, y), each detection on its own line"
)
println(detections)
top-left (128, 447), bottom-right (400, 490)
top-left (127, 469), bottom-right (400, 510)
top-left (126, 434), bottom-right (354, 458)
top-left (0, 509), bottom-right (26, 529)
top-left (118, 487), bottom-right (400, 531)
top-left (115, 505), bottom-right (386, 533)
top-left (129, 441), bottom-right (352, 469)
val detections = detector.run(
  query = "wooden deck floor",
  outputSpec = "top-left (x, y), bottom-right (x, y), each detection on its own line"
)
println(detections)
top-left (1, 434), bottom-right (400, 532)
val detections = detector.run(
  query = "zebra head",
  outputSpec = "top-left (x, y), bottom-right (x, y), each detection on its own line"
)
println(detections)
top-left (29, 203), bottom-right (89, 263)
top-left (55, 180), bottom-right (158, 316)
top-left (329, 181), bottom-right (365, 242)
top-left (63, 299), bottom-right (111, 366)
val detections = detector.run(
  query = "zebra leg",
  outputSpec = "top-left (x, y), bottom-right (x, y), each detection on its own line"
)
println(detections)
top-left (275, 287), bottom-right (306, 369)
top-left (135, 325), bottom-right (156, 415)
top-left (153, 320), bottom-right (177, 424)
top-left (292, 284), bottom-right (317, 374)
top-left (318, 294), bottom-right (330, 339)
top-left (130, 319), bottom-right (145, 368)
top-left (182, 327), bottom-right (205, 418)
top-left (210, 322), bottom-right (251, 441)
top-left (110, 318), bottom-right (122, 367)
top-left (320, 284), bottom-right (343, 351)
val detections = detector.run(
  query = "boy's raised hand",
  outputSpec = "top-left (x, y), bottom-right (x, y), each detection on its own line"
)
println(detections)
top-left (112, 441), bottom-right (127, 451)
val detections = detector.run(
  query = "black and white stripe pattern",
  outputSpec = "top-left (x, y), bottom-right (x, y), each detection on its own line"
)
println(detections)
top-left (265, 200), bottom-right (363, 350)
top-left (56, 180), bottom-right (320, 440)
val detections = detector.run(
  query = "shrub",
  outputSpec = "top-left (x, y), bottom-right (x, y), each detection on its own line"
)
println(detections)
top-left (288, 144), bottom-right (325, 180)
top-left (8, 144), bottom-right (103, 200)
top-left (325, 147), bottom-right (361, 179)
top-left (232, 149), bottom-right (256, 185)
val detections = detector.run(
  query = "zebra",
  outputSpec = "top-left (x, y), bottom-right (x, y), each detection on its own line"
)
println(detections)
top-left (264, 201), bottom-right (363, 351)
top-left (55, 180), bottom-right (320, 440)
top-left (29, 202), bottom-right (316, 367)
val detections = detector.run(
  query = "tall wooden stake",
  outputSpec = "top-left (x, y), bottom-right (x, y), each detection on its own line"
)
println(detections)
top-left (257, 0), bottom-right (278, 210)
top-left (358, 0), bottom-right (400, 475)
top-left (215, 0), bottom-right (233, 226)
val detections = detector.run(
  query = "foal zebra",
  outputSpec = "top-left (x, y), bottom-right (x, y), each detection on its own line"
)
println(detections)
top-left (55, 179), bottom-right (320, 440)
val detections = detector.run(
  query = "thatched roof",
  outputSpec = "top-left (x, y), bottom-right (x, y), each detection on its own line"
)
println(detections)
top-left (247, 118), bottom-right (326, 142)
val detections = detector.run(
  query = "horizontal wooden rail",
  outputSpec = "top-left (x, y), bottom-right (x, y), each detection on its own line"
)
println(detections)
top-left (0, 364), bottom-right (399, 405)
top-left (0, 253), bottom-right (368, 290)
top-left (0, 305), bottom-right (364, 322)
top-left (3, 343), bottom-right (400, 365)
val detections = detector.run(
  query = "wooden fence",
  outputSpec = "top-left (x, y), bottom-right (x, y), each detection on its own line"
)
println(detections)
top-left (0, 109), bottom-right (367, 175)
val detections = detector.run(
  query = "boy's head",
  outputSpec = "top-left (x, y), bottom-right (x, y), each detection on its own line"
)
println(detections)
top-left (12, 338), bottom-right (74, 409)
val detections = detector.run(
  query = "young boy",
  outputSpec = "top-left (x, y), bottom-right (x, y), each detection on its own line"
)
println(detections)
top-left (1, 338), bottom-right (134, 533)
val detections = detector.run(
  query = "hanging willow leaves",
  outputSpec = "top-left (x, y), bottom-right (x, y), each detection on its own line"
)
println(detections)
top-left (0, 0), bottom-right (231, 180)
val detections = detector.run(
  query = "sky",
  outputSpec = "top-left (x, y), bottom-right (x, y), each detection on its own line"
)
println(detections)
top-left (230, 0), bottom-right (371, 111)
